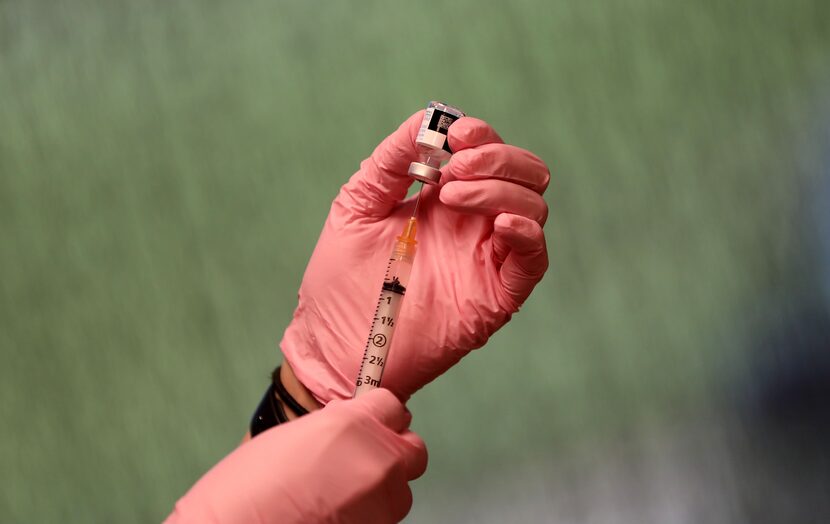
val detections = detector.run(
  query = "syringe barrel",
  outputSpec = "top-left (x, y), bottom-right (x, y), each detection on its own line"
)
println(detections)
top-left (388, 251), bottom-right (414, 287)
top-left (353, 243), bottom-right (415, 397)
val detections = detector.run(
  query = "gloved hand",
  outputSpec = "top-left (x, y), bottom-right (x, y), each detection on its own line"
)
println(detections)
top-left (282, 110), bottom-right (550, 403)
top-left (166, 388), bottom-right (427, 524)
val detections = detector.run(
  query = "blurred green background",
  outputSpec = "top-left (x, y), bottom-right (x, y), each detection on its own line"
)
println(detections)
top-left (3, 0), bottom-right (830, 522)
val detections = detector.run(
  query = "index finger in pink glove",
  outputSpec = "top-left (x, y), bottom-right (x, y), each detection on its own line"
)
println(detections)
top-left (334, 386), bottom-right (412, 432)
top-left (328, 389), bottom-right (426, 481)
top-left (444, 143), bottom-right (550, 194)
top-left (294, 388), bottom-right (427, 482)
top-left (446, 116), bottom-right (504, 151)
top-left (446, 117), bottom-right (549, 193)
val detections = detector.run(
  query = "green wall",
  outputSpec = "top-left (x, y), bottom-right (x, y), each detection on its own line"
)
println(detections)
top-left (2, 1), bottom-right (829, 521)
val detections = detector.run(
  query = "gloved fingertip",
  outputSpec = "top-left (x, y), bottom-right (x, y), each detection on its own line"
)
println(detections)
top-left (404, 109), bottom-right (427, 143)
top-left (437, 181), bottom-right (462, 206)
top-left (371, 110), bottom-right (427, 169)
top-left (355, 388), bottom-right (409, 432)
top-left (447, 117), bottom-right (503, 152)
top-left (493, 213), bottom-right (546, 253)
top-left (399, 431), bottom-right (429, 480)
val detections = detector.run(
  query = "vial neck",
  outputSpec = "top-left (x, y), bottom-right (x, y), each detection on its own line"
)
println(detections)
top-left (417, 153), bottom-right (442, 169)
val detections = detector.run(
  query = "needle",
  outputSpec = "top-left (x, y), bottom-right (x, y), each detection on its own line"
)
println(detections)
top-left (411, 182), bottom-right (424, 218)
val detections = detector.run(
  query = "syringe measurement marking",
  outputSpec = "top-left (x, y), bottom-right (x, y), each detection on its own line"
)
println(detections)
top-left (355, 258), bottom-right (405, 389)
top-left (359, 292), bottom-right (399, 368)
top-left (360, 376), bottom-right (381, 387)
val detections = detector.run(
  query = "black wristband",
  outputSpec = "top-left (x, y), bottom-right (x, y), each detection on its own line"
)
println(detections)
top-left (249, 366), bottom-right (311, 438)
top-left (271, 366), bottom-right (310, 417)
top-left (249, 381), bottom-right (288, 437)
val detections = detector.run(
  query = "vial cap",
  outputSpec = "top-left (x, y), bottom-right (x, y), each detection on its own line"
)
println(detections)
top-left (408, 162), bottom-right (442, 185)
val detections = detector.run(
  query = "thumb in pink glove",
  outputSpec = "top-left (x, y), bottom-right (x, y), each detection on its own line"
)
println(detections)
top-left (166, 388), bottom-right (427, 524)
top-left (281, 109), bottom-right (550, 403)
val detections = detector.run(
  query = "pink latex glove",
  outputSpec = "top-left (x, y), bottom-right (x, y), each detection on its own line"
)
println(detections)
top-left (166, 388), bottom-right (426, 524)
top-left (282, 110), bottom-right (550, 403)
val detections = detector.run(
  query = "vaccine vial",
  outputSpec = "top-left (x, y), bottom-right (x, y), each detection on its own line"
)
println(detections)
top-left (408, 101), bottom-right (465, 185)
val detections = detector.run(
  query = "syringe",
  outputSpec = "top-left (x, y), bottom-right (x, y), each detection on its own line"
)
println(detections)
top-left (353, 101), bottom-right (464, 397)
top-left (353, 189), bottom-right (422, 397)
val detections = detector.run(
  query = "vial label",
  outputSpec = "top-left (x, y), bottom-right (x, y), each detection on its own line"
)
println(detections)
top-left (416, 106), bottom-right (463, 154)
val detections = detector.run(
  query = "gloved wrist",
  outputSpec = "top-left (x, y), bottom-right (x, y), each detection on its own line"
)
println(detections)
top-left (281, 324), bottom-right (358, 403)
top-left (278, 360), bottom-right (323, 415)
